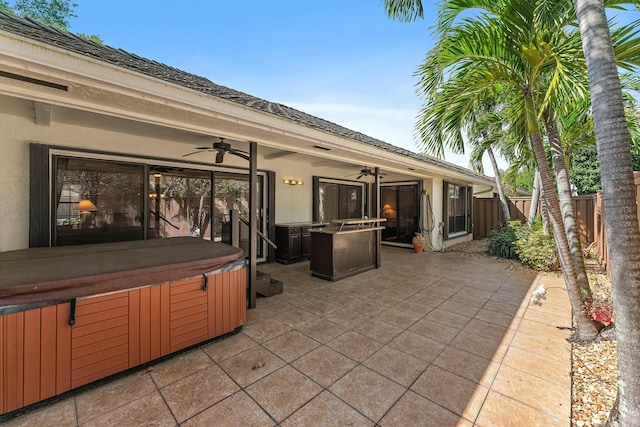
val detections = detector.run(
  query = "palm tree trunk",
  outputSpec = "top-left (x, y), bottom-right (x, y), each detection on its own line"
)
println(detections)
top-left (575, 0), bottom-right (640, 423)
top-left (486, 145), bottom-right (511, 225)
top-left (529, 168), bottom-right (541, 223)
top-left (544, 108), bottom-right (593, 302)
top-left (525, 95), bottom-right (601, 341)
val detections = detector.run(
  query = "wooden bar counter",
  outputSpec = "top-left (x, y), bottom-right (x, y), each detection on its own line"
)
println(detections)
top-left (0, 237), bottom-right (246, 415)
top-left (309, 218), bottom-right (385, 281)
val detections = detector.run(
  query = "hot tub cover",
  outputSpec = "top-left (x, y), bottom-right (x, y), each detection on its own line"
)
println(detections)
top-left (0, 237), bottom-right (244, 306)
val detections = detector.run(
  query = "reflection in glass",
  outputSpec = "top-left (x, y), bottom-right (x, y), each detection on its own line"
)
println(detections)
top-left (55, 157), bottom-right (144, 245)
top-left (148, 168), bottom-right (212, 239)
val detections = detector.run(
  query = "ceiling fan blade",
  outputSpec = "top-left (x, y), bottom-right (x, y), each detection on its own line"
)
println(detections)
top-left (229, 149), bottom-right (250, 161)
top-left (182, 150), bottom-right (205, 157)
top-left (215, 151), bottom-right (225, 163)
top-left (356, 174), bottom-right (364, 180)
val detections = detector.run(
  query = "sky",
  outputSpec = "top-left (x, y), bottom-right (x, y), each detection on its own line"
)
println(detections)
top-left (65, 1), bottom-right (484, 173)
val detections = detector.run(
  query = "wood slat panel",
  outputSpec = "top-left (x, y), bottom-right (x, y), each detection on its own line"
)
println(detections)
top-left (39, 306), bottom-right (57, 400)
top-left (170, 278), bottom-right (203, 297)
top-left (239, 269), bottom-right (247, 325)
top-left (55, 303), bottom-right (71, 395)
top-left (72, 306), bottom-right (129, 332)
top-left (71, 326), bottom-right (129, 352)
top-left (72, 334), bottom-right (129, 365)
top-left (170, 297), bottom-right (207, 314)
top-left (139, 287), bottom-right (152, 364)
top-left (171, 310), bottom-right (208, 330)
top-left (160, 284), bottom-right (171, 356)
top-left (223, 272), bottom-right (231, 334)
top-left (170, 329), bottom-right (209, 353)
top-left (4, 312), bottom-right (24, 411)
top-left (230, 271), bottom-right (239, 328)
top-left (128, 290), bottom-right (140, 367)
top-left (215, 273), bottom-right (224, 337)
top-left (150, 285), bottom-right (162, 360)
top-left (72, 316), bottom-right (128, 341)
top-left (71, 358), bottom-right (129, 389)
top-left (23, 309), bottom-right (41, 406)
top-left (0, 315), bottom-right (4, 414)
top-left (75, 293), bottom-right (128, 316)
top-left (72, 342), bottom-right (128, 371)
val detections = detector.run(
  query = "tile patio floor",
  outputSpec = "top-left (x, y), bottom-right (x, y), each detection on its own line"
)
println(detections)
top-left (2, 247), bottom-right (573, 426)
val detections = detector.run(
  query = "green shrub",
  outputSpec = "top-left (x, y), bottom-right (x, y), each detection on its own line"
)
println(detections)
top-left (512, 220), bottom-right (557, 271)
top-left (488, 226), bottom-right (518, 259)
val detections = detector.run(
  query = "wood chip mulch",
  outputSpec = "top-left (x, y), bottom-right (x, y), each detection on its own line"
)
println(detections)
top-left (445, 240), bottom-right (617, 426)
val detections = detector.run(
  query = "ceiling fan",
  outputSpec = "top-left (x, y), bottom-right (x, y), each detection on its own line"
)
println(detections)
top-left (350, 166), bottom-right (385, 180)
top-left (182, 137), bottom-right (249, 163)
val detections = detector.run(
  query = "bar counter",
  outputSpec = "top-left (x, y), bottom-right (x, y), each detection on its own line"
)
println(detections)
top-left (310, 218), bottom-right (385, 281)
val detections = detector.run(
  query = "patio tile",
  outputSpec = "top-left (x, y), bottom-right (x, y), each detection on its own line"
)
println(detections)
top-left (389, 331), bottom-right (446, 363)
top-left (292, 346), bottom-right (357, 388)
top-left (409, 317), bottom-right (461, 344)
top-left (475, 390), bottom-right (566, 427)
top-left (324, 307), bottom-right (369, 328)
top-left (375, 307), bottom-right (422, 328)
top-left (433, 346), bottom-right (500, 387)
top-left (245, 366), bottom-right (322, 422)
top-left (423, 308), bottom-right (472, 329)
top-left (150, 348), bottom-right (213, 388)
top-left (295, 318), bottom-right (346, 343)
top-left (281, 391), bottom-right (373, 427)
top-left (448, 292), bottom-right (490, 308)
top-left (1, 397), bottom-right (76, 427)
top-left (449, 330), bottom-right (509, 362)
top-left (491, 365), bottom-right (570, 420)
top-left (329, 365), bottom-right (405, 422)
top-left (411, 365), bottom-right (489, 421)
top-left (298, 300), bottom-right (341, 317)
top-left (241, 318), bottom-right (292, 343)
top-left (160, 364), bottom-right (239, 423)
top-left (353, 317), bottom-right (403, 343)
top-left (517, 318), bottom-right (572, 341)
top-left (490, 292), bottom-right (527, 307)
top-left (523, 307), bottom-right (571, 325)
top-left (82, 391), bottom-right (175, 427)
top-left (327, 331), bottom-right (383, 362)
top-left (379, 390), bottom-right (472, 427)
top-left (272, 307), bottom-right (321, 329)
top-left (483, 300), bottom-right (523, 317)
top-left (509, 330), bottom-right (571, 362)
top-left (181, 391), bottom-right (274, 426)
top-left (462, 318), bottom-right (516, 342)
top-left (75, 370), bottom-right (157, 424)
top-left (263, 330), bottom-right (320, 362)
top-left (474, 307), bottom-right (521, 329)
top-left (363, 345), bottom-right (428, 387)
top-left (201, 332), bottom-right (258, 362)
top-left (437, 300), bottom-right (482, 318)
top-left (218, 345), bottom-right (285, 387)
top-left (342, 298), bottom-right (386, 317)
top-left (502, 345), bottom-right (570, 388)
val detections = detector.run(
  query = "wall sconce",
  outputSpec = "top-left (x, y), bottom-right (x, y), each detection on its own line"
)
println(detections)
top-left (76, 199), bottom-right (98, 214)
top-left (283, 179), bottom-right (303, 186)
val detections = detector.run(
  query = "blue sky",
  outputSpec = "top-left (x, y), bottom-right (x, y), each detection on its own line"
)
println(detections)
top-left (65, 1), bottom-right (488, 170)
top-left (15, 1), bottom-right (640, 175)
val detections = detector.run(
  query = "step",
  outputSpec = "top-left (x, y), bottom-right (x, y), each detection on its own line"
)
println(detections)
top-left (255, 271), bottom-right (284, 297)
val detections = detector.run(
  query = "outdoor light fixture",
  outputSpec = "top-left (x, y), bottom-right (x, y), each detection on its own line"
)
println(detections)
top-left (76, 199), bottom-right (98, 214)
top-left (283, 179), bottom-right (303, 186)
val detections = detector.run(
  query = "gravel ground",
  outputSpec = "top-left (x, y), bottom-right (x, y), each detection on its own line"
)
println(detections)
top-left (445, 240), bottom-right (617, 426)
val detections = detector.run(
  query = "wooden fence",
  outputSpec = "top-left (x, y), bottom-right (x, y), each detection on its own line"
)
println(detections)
top-left (474, 171), bottom-right (640, 275)
top-left (473, 196), bottom-right (595, 247)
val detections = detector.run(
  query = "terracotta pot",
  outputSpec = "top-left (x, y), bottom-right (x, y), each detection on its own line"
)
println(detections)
top-left (412, 233), bottom-right (425, 253)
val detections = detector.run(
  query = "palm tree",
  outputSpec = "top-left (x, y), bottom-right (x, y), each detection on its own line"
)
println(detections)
top-left (574, 0), bottom-right (640, 423)
top-left (386, 0), bottom-right (603, 340)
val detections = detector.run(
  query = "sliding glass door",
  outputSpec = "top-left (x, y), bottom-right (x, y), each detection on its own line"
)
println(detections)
top-left (380, 182), bottom-right (420, 244)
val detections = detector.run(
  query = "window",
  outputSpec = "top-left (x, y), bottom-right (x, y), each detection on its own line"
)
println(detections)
top-left (314, 178), bottom-right (365, 223)
top-left (148, 167), bottom-right (212, 239)
top-left (444, 182), bottom-right (472, 239)
top-left (54, 157), bottom-right (144, 245)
